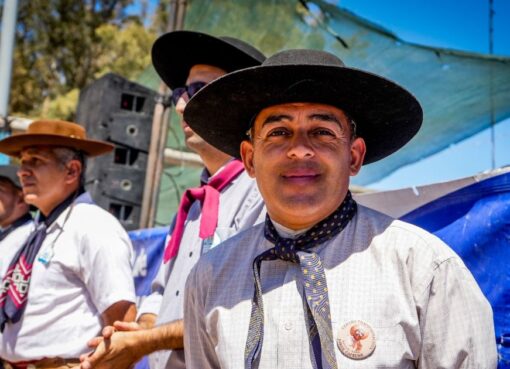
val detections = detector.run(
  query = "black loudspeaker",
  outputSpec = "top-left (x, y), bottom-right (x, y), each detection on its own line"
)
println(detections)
top-left (75, 73), bottom-right (157, 230)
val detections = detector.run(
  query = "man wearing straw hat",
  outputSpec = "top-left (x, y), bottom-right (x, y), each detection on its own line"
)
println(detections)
top-left (0, 165), bottom-right (34, 282)
top-left (80, 31), bottom-right (266, 369)
top-left (182, 49), bottom-right (497, 368)
top-left (0, 120), bottom-right (136, 369)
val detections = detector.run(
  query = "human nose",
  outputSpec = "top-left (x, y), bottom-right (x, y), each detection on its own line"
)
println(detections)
top-left (286, 130), bottom-right (314, 159)
top-left (17, 163), bottom-right (31, 179)
top-left (174, 94), bottom-right (188, 116)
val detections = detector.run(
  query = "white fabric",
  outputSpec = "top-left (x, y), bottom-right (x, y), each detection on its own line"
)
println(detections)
top-left (0, 196), bottom-right (136, 362)
top-left (0, 219), bottom-right (34, 279)
top-left (139, 169), bottom-right (265, 369)
top-left (184, 205), bottom-right (497, 369)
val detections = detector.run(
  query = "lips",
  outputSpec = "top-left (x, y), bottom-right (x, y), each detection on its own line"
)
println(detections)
top-left (281, 166), bottom-right (321, 183)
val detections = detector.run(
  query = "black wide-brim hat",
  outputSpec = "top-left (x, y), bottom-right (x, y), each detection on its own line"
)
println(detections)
top-left (152, 31), bottom-right (266, 89)
top-left (184, 49), bottom-right (423, 164)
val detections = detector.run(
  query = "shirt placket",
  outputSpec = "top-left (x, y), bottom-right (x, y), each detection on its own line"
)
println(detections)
top-left (270, 261), bottom-right (309, 369)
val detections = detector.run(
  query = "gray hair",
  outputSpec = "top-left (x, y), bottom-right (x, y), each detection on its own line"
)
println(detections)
top-left (52, 147), bottom-right (87, 187)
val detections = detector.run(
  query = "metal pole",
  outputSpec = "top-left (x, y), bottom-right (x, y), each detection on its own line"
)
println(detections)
top-left (140, 0), bottom-right (188, 229)
top-left (0, 0), bottom-right (19, 125)
top-left (488, 0), bottom-right (496, 170)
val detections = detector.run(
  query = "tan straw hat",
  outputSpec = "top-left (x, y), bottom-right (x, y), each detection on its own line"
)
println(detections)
top-left (0, 119), bottom-right (114, 157)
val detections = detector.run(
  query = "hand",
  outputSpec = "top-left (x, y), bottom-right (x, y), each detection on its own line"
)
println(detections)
top-left (80, 323), bottom-right (144, 369)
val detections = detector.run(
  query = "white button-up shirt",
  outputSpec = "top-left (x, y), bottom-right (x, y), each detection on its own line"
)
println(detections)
top-left (184, 205), bottom-right (497, 369)
top-left (0, 193), bottom-right (136, 362)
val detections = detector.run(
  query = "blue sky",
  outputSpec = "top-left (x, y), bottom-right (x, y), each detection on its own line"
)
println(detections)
top-left (338, 0), bottom-right (510, 189)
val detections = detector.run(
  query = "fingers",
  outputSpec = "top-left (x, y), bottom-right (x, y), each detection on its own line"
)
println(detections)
top-left (87, 336), bottom-right (104, 348)
top-left (113, 320), bottom-right (142, 332)
top-left (102, 325), bottom-right (116, 339)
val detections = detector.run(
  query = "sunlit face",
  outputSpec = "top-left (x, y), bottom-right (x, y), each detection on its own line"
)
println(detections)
top-left (174, 64), bottom-right (226, 154)
top-left (18, 147), bottom-right (75, 215)
top-left (241, 102), bottom-right (366, 230)
top-left (0, 179), bottom-right (20, 227)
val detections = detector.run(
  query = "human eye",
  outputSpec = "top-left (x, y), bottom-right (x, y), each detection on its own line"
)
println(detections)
top-left (312, 128), bottom-right (336, 137)
top-left (267, 128), bottom-right (290, 137)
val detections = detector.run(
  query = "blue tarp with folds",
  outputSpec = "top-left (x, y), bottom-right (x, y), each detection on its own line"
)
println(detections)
top-left (130, 173), bottom-right (510, 367)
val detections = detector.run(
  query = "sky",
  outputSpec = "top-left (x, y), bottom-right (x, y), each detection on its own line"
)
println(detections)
top-left (336, 0), bottom-right (510, 190)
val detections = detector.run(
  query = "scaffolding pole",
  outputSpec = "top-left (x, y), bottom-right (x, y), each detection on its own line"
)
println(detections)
top-left (139, 0), bottom-right (188, 229)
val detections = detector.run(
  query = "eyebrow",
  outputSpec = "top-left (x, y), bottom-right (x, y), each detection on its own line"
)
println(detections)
top-left (309, 113), bottom-right (341, 125)
top-left (261, 114), bottom-right (293, 126)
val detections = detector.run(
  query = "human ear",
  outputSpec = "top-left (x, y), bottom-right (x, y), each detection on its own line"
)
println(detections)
top-left (349, 137), bottom-right (366, 176)
top-left (240, 140), bottom-right (256, 178)
top-left (65, 160), bottom-right (82, 184)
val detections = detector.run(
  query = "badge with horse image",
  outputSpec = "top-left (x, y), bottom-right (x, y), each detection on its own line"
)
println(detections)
top-left (337, 320), bottom-right (376, 359)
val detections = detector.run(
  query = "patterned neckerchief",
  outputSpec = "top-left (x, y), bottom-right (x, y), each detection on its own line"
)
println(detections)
top-left (0, 188), bottom-right (84, 332)
top-left (245, 191), bottom-right (357, 369)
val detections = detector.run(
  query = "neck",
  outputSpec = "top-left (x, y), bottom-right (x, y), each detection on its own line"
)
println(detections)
top-left (200, 150), bottom-right (232, 176)
top-left (40, 185), bottom-right (80, 216)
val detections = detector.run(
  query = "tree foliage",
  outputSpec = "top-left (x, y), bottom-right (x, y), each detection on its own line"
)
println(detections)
top-left (8, 0), bottom-right (156, 119)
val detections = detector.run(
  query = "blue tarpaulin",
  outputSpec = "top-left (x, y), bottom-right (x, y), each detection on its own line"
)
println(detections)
top-left (130, 172), bottom-right (510, 366)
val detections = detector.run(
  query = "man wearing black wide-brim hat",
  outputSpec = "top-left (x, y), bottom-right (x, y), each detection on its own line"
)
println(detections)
top-left (81, 31), bottom-right (266, 369)
top-left (0, 120), bottom-right (136, 369)
top-left (182, 49), bottom-right (497, 368)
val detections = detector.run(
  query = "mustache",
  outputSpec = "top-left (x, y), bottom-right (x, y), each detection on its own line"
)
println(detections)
top-left (279, 162), bottom-right (323, 174)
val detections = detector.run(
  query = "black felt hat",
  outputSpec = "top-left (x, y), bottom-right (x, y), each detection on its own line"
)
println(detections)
top-left (152, 31), bottom-right (266, 89)
top-left (184, 49), bottom-right (423, 164)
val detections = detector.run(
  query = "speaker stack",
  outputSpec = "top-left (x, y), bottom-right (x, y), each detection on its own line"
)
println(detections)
top-left (76, 73), bottom-right (157, 230)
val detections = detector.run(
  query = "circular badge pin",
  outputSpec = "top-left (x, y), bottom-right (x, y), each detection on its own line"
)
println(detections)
top-left (337, 320), bottom-right (376, 360)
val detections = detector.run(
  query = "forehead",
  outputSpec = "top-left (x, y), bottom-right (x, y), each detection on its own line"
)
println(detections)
top-left (253, 102), bottom-right (349, 127)
top-left (20, 146), bottom-right (56, 159)
top-left (0, 177), bottom-right (17, 191)
top-left (186, 64), bottom-right (227, 84)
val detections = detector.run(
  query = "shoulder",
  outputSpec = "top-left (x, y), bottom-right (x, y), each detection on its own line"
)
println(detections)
top-left (357, 204), bottom-right (456, 258)
top-left (69, 202), bottom-right (125, 231)
top-left (190, 223), bottom-right (265, 279)
top-left (64, 202), bottom-right (131, 247)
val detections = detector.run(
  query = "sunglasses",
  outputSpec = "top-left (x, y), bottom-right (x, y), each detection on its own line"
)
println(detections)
top-left (171, 81), bottom-right (207, 106)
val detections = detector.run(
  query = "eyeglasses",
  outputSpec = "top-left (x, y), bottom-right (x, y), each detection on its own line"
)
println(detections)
top-left (171, 81), bottom-right (207, 105)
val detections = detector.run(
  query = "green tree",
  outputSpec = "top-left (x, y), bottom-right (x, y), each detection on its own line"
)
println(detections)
top-left (9, 0), bottom-right (143, 117)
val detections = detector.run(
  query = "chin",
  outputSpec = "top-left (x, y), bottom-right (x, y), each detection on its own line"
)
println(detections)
top-left (23, 194), bottom-right (39, 205)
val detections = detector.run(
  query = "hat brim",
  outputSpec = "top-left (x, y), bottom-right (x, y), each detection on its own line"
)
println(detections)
top-left (152, 31), bottom-right (264, 89)
top-left (184, 65), bottom-right (422, 164)
top-left (0, 134), bottom-right (114, 157)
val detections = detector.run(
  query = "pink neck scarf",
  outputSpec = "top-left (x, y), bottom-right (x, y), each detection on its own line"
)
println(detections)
top-left (163, 159), bottom-right (245, 262)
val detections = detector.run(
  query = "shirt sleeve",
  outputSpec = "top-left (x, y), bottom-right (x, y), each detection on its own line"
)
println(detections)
top-left (184, 262), bottom-right (221, 369)
top-left (416, 257), bottom-right (498, 369)
top-left (137, 259), bottom-right (171, 317)
top-left (79, 212), bottom-right (136, 314)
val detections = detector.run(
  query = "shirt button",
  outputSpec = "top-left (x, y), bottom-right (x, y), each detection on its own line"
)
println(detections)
top-left (284, 322), bottom-right (293, 331)
top-left (176, 290), bottom-right (179, 296)
top-left (189, 251), bottom-right (193, 257)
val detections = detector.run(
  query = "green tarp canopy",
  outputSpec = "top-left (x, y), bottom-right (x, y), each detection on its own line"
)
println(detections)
top-left (137, 0), bottom-right (510, 225)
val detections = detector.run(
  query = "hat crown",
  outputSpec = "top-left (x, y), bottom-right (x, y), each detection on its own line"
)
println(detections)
top-left (263, 49), bottom-right (346, 67)
top-left (219, 36), bottom-right (266, 64)
top-left (28, 120), bottom-right (86, 140)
